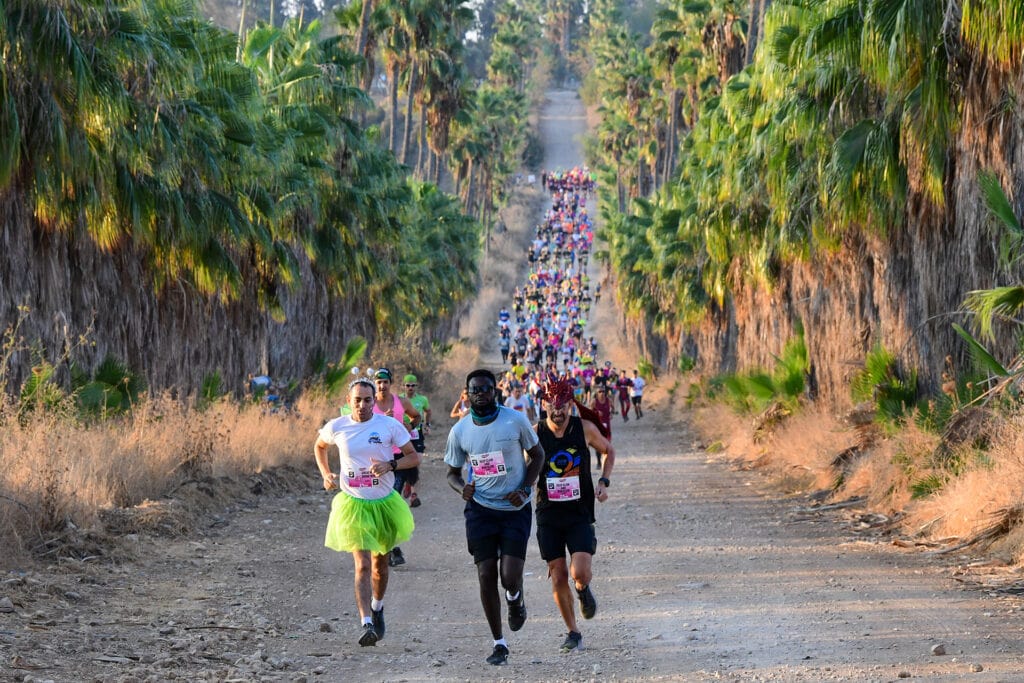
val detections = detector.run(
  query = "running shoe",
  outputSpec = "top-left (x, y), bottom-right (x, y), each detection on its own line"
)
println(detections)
top-left (507, 592), bottom-right (527, 631)
top-left (486, 643), bottom-right (509, 665)
top-left (358, 623), bottom-right (379, 647)
top-left (577, 585), bottom-right (597, 619)
top-left (389, 547), bottom-right (406, 567)
top-left (560, 630), bottom-right (583, 652)
top-left (371, 607), bottom-right (385, 639)
top-left (409, 493), bottom-right (421, 508)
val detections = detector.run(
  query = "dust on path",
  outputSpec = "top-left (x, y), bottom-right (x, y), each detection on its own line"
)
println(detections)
top-left (2, 91), bottom-right (1023, 683)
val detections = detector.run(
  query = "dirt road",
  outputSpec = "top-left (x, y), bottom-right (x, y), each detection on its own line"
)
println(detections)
top-left (2, 91), bottom-right (1023, 683)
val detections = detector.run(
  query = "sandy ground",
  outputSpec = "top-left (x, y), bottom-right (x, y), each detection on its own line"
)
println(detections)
top-left (3, 91), bottom-right (1024, 683)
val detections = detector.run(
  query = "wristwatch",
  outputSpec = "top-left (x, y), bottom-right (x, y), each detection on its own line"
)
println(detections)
top-left (389, 460), bottom-right (398, 472)
top-left (598, 477), bottom-right (610, 487)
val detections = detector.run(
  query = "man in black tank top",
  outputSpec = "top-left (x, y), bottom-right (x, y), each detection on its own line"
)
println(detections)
top-left (533, 380), bottom-right (615, 653)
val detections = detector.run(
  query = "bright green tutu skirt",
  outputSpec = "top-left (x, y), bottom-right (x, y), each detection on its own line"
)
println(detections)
top-left (324, 490), bottom-right (414, 554)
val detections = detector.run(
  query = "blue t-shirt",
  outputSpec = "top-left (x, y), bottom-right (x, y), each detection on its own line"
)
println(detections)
top-left (444, 406), bottom-right (540, 511)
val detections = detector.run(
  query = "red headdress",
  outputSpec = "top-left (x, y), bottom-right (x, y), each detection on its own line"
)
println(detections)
top-left (540, 379), bottom-right (611, 440)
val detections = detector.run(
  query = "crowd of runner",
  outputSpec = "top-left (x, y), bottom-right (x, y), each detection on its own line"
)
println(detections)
top-left (314, 165), bottom-right (647, 668)
top-left (494, 166), bottom-right (645, 431)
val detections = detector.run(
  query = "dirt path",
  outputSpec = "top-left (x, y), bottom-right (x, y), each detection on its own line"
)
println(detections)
top-left (3, 91), bottom-right (1023, 683)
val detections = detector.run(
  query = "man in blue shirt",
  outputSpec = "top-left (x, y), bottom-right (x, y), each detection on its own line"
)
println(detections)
top-left (445, 369), bottom-right (545, 666)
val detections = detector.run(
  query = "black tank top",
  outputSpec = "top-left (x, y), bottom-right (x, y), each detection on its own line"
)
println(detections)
top-left (536, 416), bottom-right (595, 524)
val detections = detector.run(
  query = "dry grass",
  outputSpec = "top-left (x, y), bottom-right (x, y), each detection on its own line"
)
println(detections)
top-left (903, 412), bottom-right (1024, 547)
top-left (688, 385), bottom-right (1024, 563)
top-left (0, 393), bottom-right (324, 567)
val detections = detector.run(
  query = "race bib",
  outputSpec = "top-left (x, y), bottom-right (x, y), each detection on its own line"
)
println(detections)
top-left (345, 467), bottom-right (380, 488)
top-left (546, 475), bottom-right (581, 501)
top-left (469, 451), bottom-right (507, 479)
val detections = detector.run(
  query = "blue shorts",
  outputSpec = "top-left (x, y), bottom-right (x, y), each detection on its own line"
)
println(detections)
top-left (464, 499), bottom-right (532, 563)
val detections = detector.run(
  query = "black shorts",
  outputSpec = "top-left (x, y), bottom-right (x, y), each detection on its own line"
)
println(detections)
top-left (464, 499), bottom-right (532, 563)
top-left (631, 395), bottom-right (642, 405)
top-left (536, 516), bottom-right (597, 562)
top-left (410, 436), bottom-right (425, 453)
top-left (395, 467), bottom-right (420, 488)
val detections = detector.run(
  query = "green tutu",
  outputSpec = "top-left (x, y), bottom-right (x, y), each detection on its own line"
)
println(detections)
top-left (324, 490), bottom-right (414, 554)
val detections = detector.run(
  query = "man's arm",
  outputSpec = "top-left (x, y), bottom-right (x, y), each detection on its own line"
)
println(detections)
top-left (395, 441), bottom-right (421, 469)
top-left (314, 437), bottom-right (338, 490)
top-left (522, 443), bottom-right (545, 488)
top-left (447, 464), bottom-right (475, 501)
top-left (581, 420), bottom-right (614, 501)
top-left (401, 397), bottom-right (421, 429)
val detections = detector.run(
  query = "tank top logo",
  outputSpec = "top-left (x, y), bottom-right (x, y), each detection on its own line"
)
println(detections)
top-left (546, 448), bottom-right (582, 501)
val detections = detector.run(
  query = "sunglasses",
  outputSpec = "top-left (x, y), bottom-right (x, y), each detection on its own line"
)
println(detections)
top-left (405, 384), bottom-right (417, 387)
top-left (467, 385), bottom-right (495, 395)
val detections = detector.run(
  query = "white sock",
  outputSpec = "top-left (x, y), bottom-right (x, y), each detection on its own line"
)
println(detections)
top-left (505, 590), bottom-right (520, 601)
top-left (371, 598), bottom-right (384, 611)
top-left (362, 616), bottom-right (372, 626)
top-left (494, 637), bottom-right (508, 648)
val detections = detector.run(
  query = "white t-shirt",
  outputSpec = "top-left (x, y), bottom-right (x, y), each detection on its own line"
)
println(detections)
top-left (630, 376), bottom-right (646, 397)
top-left (504, 393), bottom-right (532, 414)
top-left (318, 413), bottom-right (411, 500)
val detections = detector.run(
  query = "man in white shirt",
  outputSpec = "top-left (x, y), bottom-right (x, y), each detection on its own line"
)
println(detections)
top-left (503, 382), bottom-right (535, 422)
top-left (629, 369), bottom-right (646, 419)
top-left (314, 380), bottom-right (421, 647)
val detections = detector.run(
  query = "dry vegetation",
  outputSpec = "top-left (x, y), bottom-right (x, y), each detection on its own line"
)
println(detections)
top-left (0, 175), bottom-right (548, 571)
top-left (0, 392), bottom-right (328, 569)
top-left (686, 382), bottom-right (1024, 564)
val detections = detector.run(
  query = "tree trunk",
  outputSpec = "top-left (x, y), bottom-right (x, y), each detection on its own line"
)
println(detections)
top-left (416, 103), bottom-right (428, 178)
top-left (401, 62), bottom-right (418, 167)
top-left (355, 0), bottom-right (375, 78)
top-left (0, 191), bottom-right (377, 396)
top-left (664, 89), bottom-right (680, 186)
top-left (387, 60), bottom-right (401, 154)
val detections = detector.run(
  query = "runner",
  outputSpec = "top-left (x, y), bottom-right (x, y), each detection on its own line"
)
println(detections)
top-left (314, 379), bottom-right (421, 646)
top-left (589, 384), bottom-right (613, 444)
top-left (534, 379), bottom-right (614, 653)
top-left (444, 369), bottom-right (545, 666)
top-left (450, 388), bottom-right (471, 419)
top-left (614, 372), bottom-right (632, 422)
top-left (630, 369), bottom-right (646, 419)
top-left (503, 381), bottom-right (536, 422)
top-left (371, 368), bottom-right (421, 568)
top-left (401, 374), bottom-right (431, 507)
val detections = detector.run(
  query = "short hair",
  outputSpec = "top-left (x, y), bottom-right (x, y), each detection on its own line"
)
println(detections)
top-left (466, 368), bottom-right (496, 387)
top-left (348, 379), bottom-right (375, 394)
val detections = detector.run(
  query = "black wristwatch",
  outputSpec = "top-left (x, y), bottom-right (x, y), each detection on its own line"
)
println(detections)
top-left (598, 477), bottom-right (610, 487)
top-left (389, 460), bottom-right (398, 472)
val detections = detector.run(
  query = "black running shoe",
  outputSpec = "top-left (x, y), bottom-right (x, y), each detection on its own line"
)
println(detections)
top-left (560, 630), bottom-right (583, 653)
top-left (389, 547), bottom-right (406, 567)
top-left (507, 592), bottom-right (527, 632)
top-left (486, 643), bottom-right (509, 665)
top-left (358, 623), bottom-right (379, 647)
top-left (577, 585), bottom-right (597, 619)
top-left (371, 607), bottom-right (385, 639)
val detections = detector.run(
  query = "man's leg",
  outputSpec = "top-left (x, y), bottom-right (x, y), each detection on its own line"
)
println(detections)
top-left (354, 550), bottom-right (384, 645)
top-left (568, 551), bottom-right (593, 594)
top-left (570, 551), bottom-right (597, 620)
top-left (372, 552), bottom-right (390, 602)
top-left (498, 554), bottom-right (525, 600)
top-left (475, 558), bottom-right (503, 639)
top-left (547, 557), bottom-right (579, 635)
top-left (353, 550), bottom-right (373, 619)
